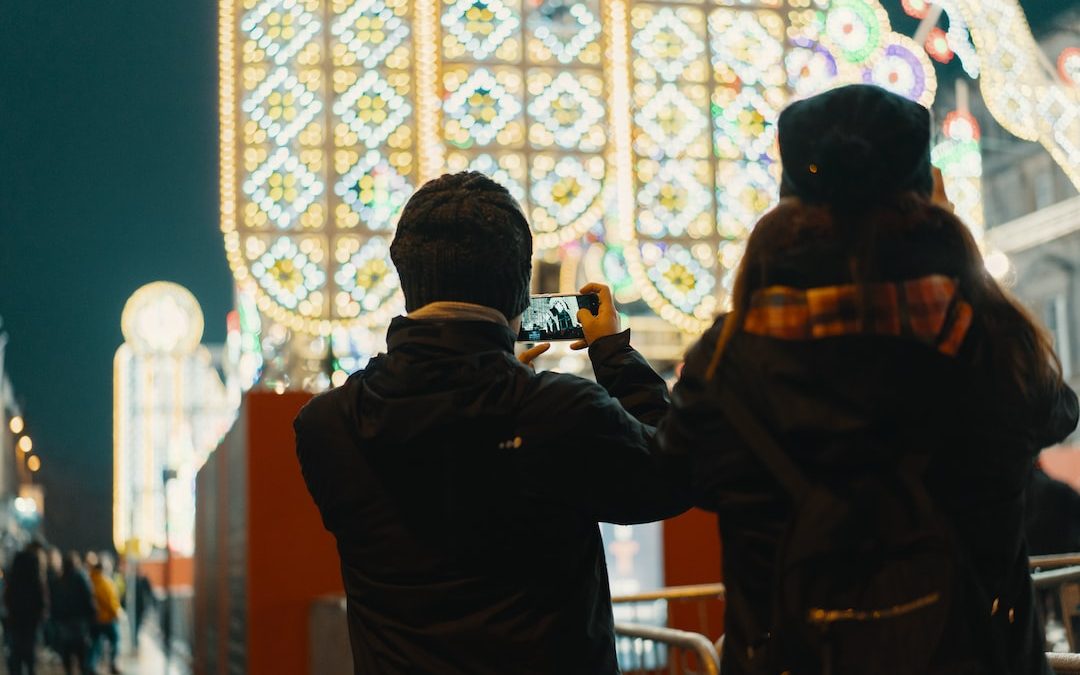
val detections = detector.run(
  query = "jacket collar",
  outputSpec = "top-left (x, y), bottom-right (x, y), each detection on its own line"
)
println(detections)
top-left (386, 316), bottom-right (517, 355)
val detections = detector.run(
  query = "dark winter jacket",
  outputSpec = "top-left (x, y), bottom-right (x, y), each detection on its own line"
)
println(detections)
top-left (658, 228), bottom-right (1079, 675)
top-left (296, 317), bottom-right (691, 675)
top-left (1025, 466), bottom-right (1080, 555)
top-left (50, 571), bottom-right (95, 624)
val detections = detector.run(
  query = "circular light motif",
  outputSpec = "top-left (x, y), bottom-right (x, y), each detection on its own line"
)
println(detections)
top-left (528, 0), bottom-right (602, 64)
top-left (251, 236), bottom-right (327, 315)
top-left (637, 160), bottom-right (711, 239)
top-left (866, 43), bottom-right (927, 102)
top-left (529, 155), bottom-right (605, 247)
top-left (786, 40), bottom-right (840, 98)
top-left (925, 27), bottom-right (953, 64)
top-left (443, 0), bottom-right (520, 60)
top-left (335, 151), bottom-right (412, 230)
top-left (825, 0), bottom-right (881, 64)
top-left (631, 7), bottom-right (705, 82)
top-left (527, 71), bottom-right (606, 151)
top-left (643, 244), bottom-right (717, 317)
top-left (334, 237), bottom-right (400, 317)
top-left (444, 68), bottom-right (523, 147)
top-left (584, 244), bottom-right (640, 304)
top-left (900, 0), bottom-right (930, 19)
top-left (121, 282), bottom-right (206, 356)
top-left (1059, 47), bottom-right (1080, 87)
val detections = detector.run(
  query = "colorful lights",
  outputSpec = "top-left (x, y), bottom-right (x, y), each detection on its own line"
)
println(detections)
top-left (925, 27), bottom-right (953, 64)
top-left (952, 0), bottom-right (1080, 190)
top-left (1060, 48), bottom-right (1080, 87)
top-left (901, 0), bottom-right (930, 19)
top-left (933, 109), bottom-right (985, 240)
top-left (221, 0), bottom-right (1075, 339)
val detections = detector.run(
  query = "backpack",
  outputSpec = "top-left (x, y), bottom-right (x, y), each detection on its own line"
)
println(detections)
top-left (719, 385), bottom-right (957, 675)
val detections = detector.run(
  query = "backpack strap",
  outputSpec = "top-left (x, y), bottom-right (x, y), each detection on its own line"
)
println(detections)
top-left (717, 378), bottom-right (811, 502)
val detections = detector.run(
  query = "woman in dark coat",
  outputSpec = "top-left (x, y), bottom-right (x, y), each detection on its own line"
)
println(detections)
top-left (4, 547), bottom-right (47, 675)
top-left (49, 552), bottom-right (95, 675)
top-left (659, 84), bottom-right (1077, 675)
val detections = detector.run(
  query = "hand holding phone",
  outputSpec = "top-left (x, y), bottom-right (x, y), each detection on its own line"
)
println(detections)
top-left (517, 292), bottom-right (600, 342)
top-left (570, 283), bottom-right (620, 350)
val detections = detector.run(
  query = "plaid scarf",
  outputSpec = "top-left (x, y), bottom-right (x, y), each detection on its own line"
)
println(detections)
top-left (743, 274), bottom-right (972, 356)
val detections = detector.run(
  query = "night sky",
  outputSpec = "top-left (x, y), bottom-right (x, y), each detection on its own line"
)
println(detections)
top-left (0, 2), bottom-right (1076, 552)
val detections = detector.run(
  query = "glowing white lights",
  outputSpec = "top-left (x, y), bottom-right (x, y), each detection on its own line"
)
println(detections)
top-left (120, 282), bottom-right (205, 356)
top-left (984, 249), bottom-right (1012, 281)
top-left (952, 0), bottom-right (1080, 190)
top-left (17, 436), bottom-right (32, 454)
top-left (221, 0), bottom-right (1076, 338)
top-left (115, 282), bottom-right (237, 556)
top-left (8, 416), bottom-right (24, 435)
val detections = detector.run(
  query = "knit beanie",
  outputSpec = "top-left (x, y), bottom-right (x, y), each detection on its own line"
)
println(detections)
top-left (778, 84), bottom-right (933, 211)
top-left (390, 172), bottom-right (533, 319)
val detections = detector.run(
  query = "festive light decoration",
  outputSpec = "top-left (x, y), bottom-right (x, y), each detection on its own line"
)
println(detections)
top-left (1060, 48), bottom-right (1080, 87)
top-left (901, 0), bottom-right (930, 19)
top-left (952, 0), bottom-right (1080, 191)
top-left (114, 283), bottom-right (236, 556)
top-left (932, 110), bottom-right (985, 240)
top-left (222, 0), bottom-right (1074, 337)
top-left (925, 27), bottom-right (953, 64)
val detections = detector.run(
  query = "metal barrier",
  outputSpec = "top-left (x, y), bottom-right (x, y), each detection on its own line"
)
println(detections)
top-left (1049, 652), bottom-right (1080, 674)
top-left (612, 583), bottom-right (726, 635)
top-left (1033, 566), bottom-right (1080, 590)
top-left (1032, 553), bottom-right (1080, 570)
top-left (614, 622), bottom-right (720, 675)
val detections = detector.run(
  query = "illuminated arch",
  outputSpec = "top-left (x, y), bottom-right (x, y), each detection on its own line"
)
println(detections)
top-left (220, 0), bottom-right (1074, 337)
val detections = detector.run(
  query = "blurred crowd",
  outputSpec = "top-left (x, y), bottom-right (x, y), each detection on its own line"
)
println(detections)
top-left (1, 543), bottom-right (155, 675)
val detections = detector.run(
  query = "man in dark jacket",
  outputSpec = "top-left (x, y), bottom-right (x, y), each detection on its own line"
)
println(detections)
top-left (295, 172), bottom-right (690, 674)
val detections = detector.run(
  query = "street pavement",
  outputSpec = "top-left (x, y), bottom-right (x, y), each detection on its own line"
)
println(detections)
top-left (1, 620), bottom-right (189, 675)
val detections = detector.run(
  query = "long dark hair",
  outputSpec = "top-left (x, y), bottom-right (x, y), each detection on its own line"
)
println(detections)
top-left (708, 193), bottom-right (1061, 401)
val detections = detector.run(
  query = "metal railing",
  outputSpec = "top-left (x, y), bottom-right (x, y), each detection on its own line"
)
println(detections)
top-left (1033, 565), bottom-right (1080, 590)
top-left (1031, 553), bottom-right (1080, 570)
top-left (611, 584), bottom-right (725, 674)
top-left (1048, 652), bottom-right (1080, 675)
top-left (614, 623), bottom-right (720, 675)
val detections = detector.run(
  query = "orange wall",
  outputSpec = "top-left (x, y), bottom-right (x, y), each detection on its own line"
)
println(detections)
top-left (663, 508), bottom-right (724, 637)
top-left (245, 391), bottom-right (344, 675)
top-left (140, 557), bottom-right (194, 590)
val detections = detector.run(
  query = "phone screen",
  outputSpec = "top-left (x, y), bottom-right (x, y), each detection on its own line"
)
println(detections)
top-left (517, 293), bottom-right (600, 342)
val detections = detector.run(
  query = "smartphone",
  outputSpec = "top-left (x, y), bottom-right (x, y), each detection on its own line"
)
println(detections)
top-left (517, 293), bottom-right (600, 342)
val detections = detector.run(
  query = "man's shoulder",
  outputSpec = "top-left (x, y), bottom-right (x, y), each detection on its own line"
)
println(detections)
top-left (294, 372), bottom-right (363, 435)
top-left (523, 369), bottom-right (614, 416)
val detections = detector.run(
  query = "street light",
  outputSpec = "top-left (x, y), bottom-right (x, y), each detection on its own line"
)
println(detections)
top-left (9, 416), bottom-right (24, 434)
top-left (17, 436), bottom-right (32, 453)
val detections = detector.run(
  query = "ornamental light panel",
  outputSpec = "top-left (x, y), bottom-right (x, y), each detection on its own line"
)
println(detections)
top-left (220, 0), bottom-right (1079, 336)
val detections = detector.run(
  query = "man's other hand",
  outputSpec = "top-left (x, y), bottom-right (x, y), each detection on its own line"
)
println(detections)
top-left (571, 283), bottom-right (620, 350)
top-left (518, 342), bottom-right (551, 369)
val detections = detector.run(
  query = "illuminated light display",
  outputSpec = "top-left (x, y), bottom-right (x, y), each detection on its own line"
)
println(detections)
top-left (222, 0), bottom-right (1075, 337)
top-left (1060, 47), bottom-right (1080, 87)
top-left (114, 283), bottom-right (237, 556)
top-left (901, 0), bottom-right (930, 19)
top-left (932, 109), bottom-right (985, 241)
top-left (925, 27), bottom-right (953, 64)
top-left (952, 0), bottom-right (1080, 190)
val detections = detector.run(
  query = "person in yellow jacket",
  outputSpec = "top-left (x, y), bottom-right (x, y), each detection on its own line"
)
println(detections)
top-left (88, 556), bottom-right (122, 674)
